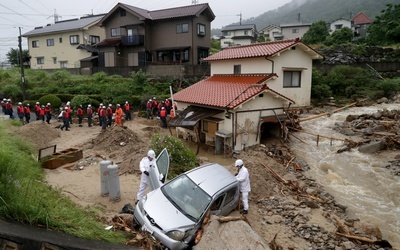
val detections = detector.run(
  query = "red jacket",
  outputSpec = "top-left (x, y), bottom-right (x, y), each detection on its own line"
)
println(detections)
top-left (77, 107), bottom-right (83, 116)
top-left (17, 105), bottom-right (24, 115)
top-left (160, 109), bottom-right (167, 118)
top-left (124, 103), bottom-right (130, 111)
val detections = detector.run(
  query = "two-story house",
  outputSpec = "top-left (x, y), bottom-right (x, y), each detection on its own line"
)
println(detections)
top-left (352, 12), bottom-right (373, 37)
top-left (22, 14), bottom-right (105, 69)
top-left (280, 23), bottom-right (311, 40)
top-left (95, 3), bottom-right (214, 70)
top-left (170, 39), bottom-right (323, 153)
top-left (259, 24), bottom-right (283, 41)
top-left (329, 18), bottom-right (352, 34)
top-left (219, 24), bottom-right (258, 49)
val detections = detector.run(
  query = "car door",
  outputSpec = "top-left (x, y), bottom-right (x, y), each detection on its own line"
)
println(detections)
top-left (148, 148), bottom-right (169, 191)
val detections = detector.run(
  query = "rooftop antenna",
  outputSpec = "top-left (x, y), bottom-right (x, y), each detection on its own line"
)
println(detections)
top-left (192, 0), bottom-right (198, 4)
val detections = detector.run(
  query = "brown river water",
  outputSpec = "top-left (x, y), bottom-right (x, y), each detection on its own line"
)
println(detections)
top-left (290, 103), bottom-right (400, 248)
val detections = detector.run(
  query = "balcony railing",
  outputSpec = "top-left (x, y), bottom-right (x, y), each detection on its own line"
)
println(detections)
top-left (121, 35), bottom-right (144, 46)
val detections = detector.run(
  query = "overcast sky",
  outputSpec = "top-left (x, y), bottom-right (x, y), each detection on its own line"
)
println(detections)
top-left (0, 0), bottom-right (291, 62)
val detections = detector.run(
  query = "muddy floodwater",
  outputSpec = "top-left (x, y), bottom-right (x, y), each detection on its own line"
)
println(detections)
top-left (290, 103), bottom-right (400, 248)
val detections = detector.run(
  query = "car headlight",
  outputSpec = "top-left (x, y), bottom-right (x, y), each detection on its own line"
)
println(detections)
top-left (166, 230), bottom-right (186, 241)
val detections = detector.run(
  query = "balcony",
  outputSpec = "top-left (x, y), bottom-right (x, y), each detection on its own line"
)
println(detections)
top-left (121, 35), bottom-right (144, 46)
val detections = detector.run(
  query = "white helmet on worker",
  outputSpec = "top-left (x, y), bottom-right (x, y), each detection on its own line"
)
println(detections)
top-left (18, 102), bottom-right (22, 105)
top-left (235, 159), bottom-right (244, 167)
top-left (88, 104), bottom-right (91, 107)
top-left (147, 150), bottom-right (155, 159)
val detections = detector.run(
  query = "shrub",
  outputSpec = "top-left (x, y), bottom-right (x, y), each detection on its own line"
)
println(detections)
top-left (0, 84), bottom-right (22, 101)
top-left (71, 95), bottom-right (92, 109)
top-left (376, 78), bottom-right (400, 97)
top-left (38, 94), bottom-right (62, 109)
top-left (150, 134), bottom-right (199, 178)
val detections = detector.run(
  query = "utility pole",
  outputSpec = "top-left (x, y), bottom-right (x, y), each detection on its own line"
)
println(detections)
top-left (18, 27), bottom-right (26, 100)
top-left (237, 12), bottom-right (242, 25)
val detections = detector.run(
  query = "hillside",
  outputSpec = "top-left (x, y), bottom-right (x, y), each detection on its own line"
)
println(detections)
top-left (212, 0), bottom-right (400, 35)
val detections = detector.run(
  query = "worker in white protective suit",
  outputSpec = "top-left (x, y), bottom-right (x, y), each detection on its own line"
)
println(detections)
top-left (136, 150), bottom-right (156, 203)
top-left (235, 159), bottom-right (251, 214)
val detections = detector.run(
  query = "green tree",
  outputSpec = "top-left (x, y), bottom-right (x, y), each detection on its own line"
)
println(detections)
top-left (210, 38), bottom-right (221, 54)
top-left (324, 27), bottom-right (353, 45)
top-left (302, 21), bottom-right (330, 44)
top-left (368, 4), bottom-right (400, 45)
top-left (311, 68), bottom-right (332, 101)
top-left (6, 48), bottom-right (30, 66)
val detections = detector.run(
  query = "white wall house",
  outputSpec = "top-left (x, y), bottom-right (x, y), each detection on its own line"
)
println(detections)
top-left (220, 24), bottom-right (257, 49)
top-left (170, 39), bottom-right (323, 152)
top-left (280, 23), bottom-right (311, 40)
top-left (259, 24), bottom-right (282, 41)
top-left (329, 18), bottom-right (352, 34)
top-left (23, 15), bottom-right (105, 69)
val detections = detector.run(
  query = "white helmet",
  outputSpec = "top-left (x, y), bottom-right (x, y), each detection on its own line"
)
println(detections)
top-left (88, 104), bottom-right (91, 107)
top-left (64, 107), bottom-right (68, 110)
top-left (18, 102), bottom-right (22, 105)
top-left (125, 101), bottom-right (128, 104)
top-left (100, 103), bottom-right (103, 106)
top-left (235, 159), bottom-right (244, 167)
top-left (36, 102), bottom-right (40, 104)
top-left (147, 150), bottom-right (155, 159)
top-left (47, 103), bottom-right (51, 106)
top-left (108, 104), bottom-right (112, 107)
top-left (117, 104), bottom-right (120, 107)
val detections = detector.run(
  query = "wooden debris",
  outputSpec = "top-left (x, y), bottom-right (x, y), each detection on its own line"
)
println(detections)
top-left (269, 233), bottom-right (283, 250)
top-left (298, 99), bottom-right (367, 122)
top-left (336, 232), bottom-right (392, 248)
top-left (261, 163), bottom-right (325, 203)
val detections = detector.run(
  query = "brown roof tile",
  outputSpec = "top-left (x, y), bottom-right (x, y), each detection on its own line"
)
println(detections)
top-left (204, 39), bottom-right (300, 61)
top-left (173, 74), bottom-right (293, 109)
top-left (352, 12), bottom-right (373, 25)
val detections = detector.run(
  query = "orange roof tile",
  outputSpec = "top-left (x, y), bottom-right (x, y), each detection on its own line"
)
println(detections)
top-left (352, 12), bottom-right (373, 25)
top-left (173, 74), bottom-right (293, 109)
top-left (204, 39), bottom-right (305, 61)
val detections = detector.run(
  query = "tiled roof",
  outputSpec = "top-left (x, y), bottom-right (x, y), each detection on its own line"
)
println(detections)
top-left (116, 3), bottom-right (214, 21)
top-left (352, 12), bottom-right (373, 25)
top-left (173, 74), bottom-right (293, 109)
top-left (221, 24), bottom-right (256, 31)
top-left (96, 38), bottom-right (121, 47)
top-left (204, 39), bottom-right (300, 61)
top-left (22, 14), bottom-right (105, 37)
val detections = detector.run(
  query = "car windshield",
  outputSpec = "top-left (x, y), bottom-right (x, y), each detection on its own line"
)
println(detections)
top-left (161, 175), bottom-right (212, 222)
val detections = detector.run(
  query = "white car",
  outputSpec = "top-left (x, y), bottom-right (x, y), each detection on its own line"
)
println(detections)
top-left (134, 149), bottom-right (239, 249)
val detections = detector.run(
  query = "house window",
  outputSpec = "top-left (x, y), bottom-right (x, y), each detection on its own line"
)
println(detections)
top-left (222, 31), bottom-right (231, 36)
top-left (52, 57), bottom-right (57, 64)
top-left (234, 65), bottom-right (241, 74)
top-left (198, 48), bottom-right (209, 64)
top-left (244, 30), bottom-right (248, 35)
top-left (335, 24), bottom-right (343, 30)
top-left (157, 49), bottom-right (189, 63)
top-left (176, 23), bottom-right (189, 34)
top-left (32, 40), bottom-right (39, 48)
top-left (59, 61), bottom-right (68, 68)
top-left (197, 23), bottom-right (206, 36)
top-left (37, 57), bottom-right (44, 64)
top-left (46, 38), bottom-right (54, 46)
top-left (283, 71), bottom-right (301, 87)
top-left (292, 28), bottom-right (299, 33)
top-left (120, 9), bottom-right (126, 17)
top-left (111, 28), bottom-right (121, 37)
top-left (59, 37), bottom-right (62, 43)
top-left (70, 35), bottom-right (79, 44)
top-left (89, 35), bottom-right (100, 44)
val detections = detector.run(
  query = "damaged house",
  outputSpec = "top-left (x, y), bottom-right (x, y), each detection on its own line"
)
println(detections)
top-left (170, 38), bottom-right (323, 153)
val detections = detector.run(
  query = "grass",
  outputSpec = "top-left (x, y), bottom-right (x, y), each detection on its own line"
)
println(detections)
top-left (0, 120), bottom-right (129, 243)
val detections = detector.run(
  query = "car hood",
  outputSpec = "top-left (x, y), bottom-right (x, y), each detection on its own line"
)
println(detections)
top-left (144, 189), bottom-right (195, 231)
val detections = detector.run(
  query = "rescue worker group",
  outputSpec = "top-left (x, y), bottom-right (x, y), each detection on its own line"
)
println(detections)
top-left (1, 97), bottom-right (176, 131)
